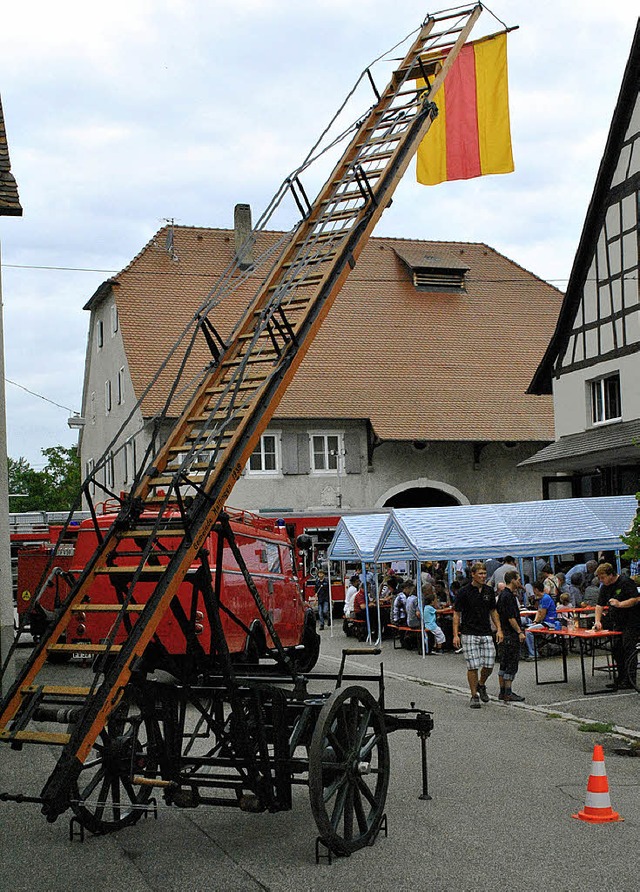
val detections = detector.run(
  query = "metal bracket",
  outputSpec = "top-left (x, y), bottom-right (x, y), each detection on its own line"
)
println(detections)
top-left (286, 176), bottom-right (312, 219)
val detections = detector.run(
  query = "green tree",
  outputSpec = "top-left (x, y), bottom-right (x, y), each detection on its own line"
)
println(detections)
top-left (7, 446), bottom-right (81, 513)
top-left (622, 491), bottom-right (640, 563)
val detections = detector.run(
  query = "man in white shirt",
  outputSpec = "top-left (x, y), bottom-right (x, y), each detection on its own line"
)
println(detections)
top-left (343, 575), bottom-right (360, 618)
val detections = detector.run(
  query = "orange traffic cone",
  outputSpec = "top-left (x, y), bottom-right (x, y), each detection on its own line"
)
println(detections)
top-left (572, 744), bottom-right (623, 823)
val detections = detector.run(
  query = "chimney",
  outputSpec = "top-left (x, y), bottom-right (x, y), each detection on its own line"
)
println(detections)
top-left (234, 203), bottom-right (254, 270)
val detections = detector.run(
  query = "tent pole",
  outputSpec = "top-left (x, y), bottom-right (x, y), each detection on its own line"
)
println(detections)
top-left (327, 561), bottom-right (334, 637)
top-left (417, 558), bottom-right (426, 658)
top-left (361, 559), bottom-right (372, 643)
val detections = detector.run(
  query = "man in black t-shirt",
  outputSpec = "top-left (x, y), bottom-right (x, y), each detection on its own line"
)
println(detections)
top-left (496, 571), bottom-right (526, 703)
top-left (314, 570), bottom-right (331, 631)
top-left (594, 563), bottom-right (640, 689)
top-left (453, 562), bottom-right (503, 708)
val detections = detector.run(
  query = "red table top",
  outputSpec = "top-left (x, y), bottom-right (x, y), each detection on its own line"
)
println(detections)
top-left (529, 627), bottom-right (621, 638)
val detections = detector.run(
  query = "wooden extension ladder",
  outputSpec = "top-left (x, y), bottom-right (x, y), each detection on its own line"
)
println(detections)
top-left (0, 5), bottom-right (482, 822)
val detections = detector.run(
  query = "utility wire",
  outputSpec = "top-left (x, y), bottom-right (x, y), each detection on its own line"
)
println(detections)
top-left (5, 378), bottom-right (78, 414)
top-left (4, 260), bottom-right (639, 286)
top-left (2, 263), bottom-right (119, 273)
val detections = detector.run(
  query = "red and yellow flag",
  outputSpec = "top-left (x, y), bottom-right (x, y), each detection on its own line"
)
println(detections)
top-left (416, 32), bottom-right (514, 186)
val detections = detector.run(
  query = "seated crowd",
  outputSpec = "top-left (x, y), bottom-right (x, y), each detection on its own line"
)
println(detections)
top-left (337, 556), bottom-right (640, 689)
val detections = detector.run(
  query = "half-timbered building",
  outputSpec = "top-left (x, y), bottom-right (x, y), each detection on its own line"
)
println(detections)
top-left (523, 20), bottom-right (640, 498)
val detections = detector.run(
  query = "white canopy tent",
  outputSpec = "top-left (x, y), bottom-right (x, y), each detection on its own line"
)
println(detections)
top-left (327, 495), bottom-right (638, 654)
top-left (326, 513), bottom-right (389, 641)
top-left (375, 496), bottom-right (638, 564)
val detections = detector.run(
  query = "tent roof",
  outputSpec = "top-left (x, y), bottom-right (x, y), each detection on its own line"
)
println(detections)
top-left (328, 497), bottom-right (638, 563)
top-left (327, 513), bottom-right (390, 562)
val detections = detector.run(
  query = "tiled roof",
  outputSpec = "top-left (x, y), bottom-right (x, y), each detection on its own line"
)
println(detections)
top-left (95, 225), bottom-right (562, 442)
top-left (0, 96), bottom-right (22, 216)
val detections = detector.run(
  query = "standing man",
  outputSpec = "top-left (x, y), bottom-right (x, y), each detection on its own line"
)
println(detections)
top-left (541, 564), bottom-right (561, 599)
top-left (488, 556), bottom-right (518, 590)
top-left (453, 562), bottom-right (503, 708)
top-left (594, 563), bottom-right (640, 690)
top-left (314, 569), bottom-right (331, 631)
top-left (496, 570), bottom-right (526, 703)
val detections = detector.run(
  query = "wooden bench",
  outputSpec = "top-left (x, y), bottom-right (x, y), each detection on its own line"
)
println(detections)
top-left (342, 617), bottom-right (367, 639)
top-left (386, 624), bottom-right (434, 652)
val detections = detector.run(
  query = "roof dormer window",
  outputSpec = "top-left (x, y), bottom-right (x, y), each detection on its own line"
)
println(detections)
top-left (393, 246), bottom-right (469, 293)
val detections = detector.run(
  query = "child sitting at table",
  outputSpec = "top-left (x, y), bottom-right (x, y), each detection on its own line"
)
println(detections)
top-left (423, 590), bottom-right (446, 654)
top-left (558, 592), bottom-right (578, 629)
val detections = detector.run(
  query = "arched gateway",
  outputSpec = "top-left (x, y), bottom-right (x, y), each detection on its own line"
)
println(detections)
top-left (378, 479), bottom-right (469, 509)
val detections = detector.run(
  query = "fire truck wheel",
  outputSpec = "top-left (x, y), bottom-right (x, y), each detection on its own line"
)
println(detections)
top-left (242, 623), bottom-right (265, 665)
top-left (294, 612), bottom-right (321, 673)
top-left (70, 694), bottom-right (159, 834)
top-left (309, 685), bottom-right (390, 855)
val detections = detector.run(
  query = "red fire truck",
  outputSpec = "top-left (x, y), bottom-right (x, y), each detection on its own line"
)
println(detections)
top-left (13, 514), bottom-right (86, 642)
top-left (19, 507), bottom-right (320, 673)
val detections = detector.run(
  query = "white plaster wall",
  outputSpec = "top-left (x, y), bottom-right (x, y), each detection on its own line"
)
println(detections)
top-left (552, 352), bottom-right (640, 439)
top-left (228, 432), bottom-right (549, 511)
top-left (79, 298), bottom-right (144, 498)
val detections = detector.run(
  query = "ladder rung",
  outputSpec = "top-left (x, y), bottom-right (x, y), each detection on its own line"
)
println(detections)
top-left (94, 566), bottom-right (168, 576)
top-left (206, 381), bottom-right (260, 395)
top-left (150, 473), bottom-right (205, 486)
top-left (394, 87), bottom-right (423, 98)
top-left (182, 428), bottom-right (234, 443)
top-left (358, 148), bottom-right (395, 163)
top-left (316, 207), bottom-right (361, 223)
top-left (0, 730), bottom-right (71, 746)
top-left (355, 132), bottom-right (403, 149)
top-left (114, 548), bottom-right (179, 557)
top-left (236, 333), bottom-right (274, 343)
top-left (22, 685), bottom-right (93, 696)
top-left (308, 230), bottom-right (345, 243)
top-left (116, 528), bottom-right (185, 538)
top-left (222, 354), bottom-right (277, 366)
top-left (47, 644), bottom-right (123, 654)
top-left (254, 296), bottom-right (309, 315)
top-left (282, 250), bottom-right (336, 264)
top-left (72, 604), bottom-right (145, 613)
top-left (267, 275), bottom-right (321, 293)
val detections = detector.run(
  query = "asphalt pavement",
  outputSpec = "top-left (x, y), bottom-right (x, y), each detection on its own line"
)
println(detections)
top-left (1, 631), bottom-right (639, 892)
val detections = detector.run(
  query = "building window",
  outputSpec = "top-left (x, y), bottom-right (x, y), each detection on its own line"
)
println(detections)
top-left (90, 391), bottom-right (96, 425)
top-left (86, 459), bottom-right (96, 496)
top-left (105, 380), bottom-right (112, 415)
top-left (96, 319), bottom-right (104, 349)
top-left (111, 304), bottom-right (119, 334)
top-left (310, 432), bottom-right (343, 473)
top-left (590, 373), bottom-right (621, 424)
top-left (117, 367), bottom-right (125, 405)
top-left (247, 433), bottom-right (280, 474)
top-left (128, 438), bottom-right (137, 481)
top-left (106, 452), bottom-right (115, 489)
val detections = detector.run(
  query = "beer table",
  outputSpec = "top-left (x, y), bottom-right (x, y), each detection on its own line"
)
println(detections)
top-left (529, 627), bottom-right (622, 696)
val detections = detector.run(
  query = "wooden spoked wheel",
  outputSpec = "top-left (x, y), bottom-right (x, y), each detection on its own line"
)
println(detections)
top-left (626, 643), bottom-right (640, 694)
top-left (70, 695), bottom-right (158, 834)
top-left (308, 685), bottom-right (389, 855)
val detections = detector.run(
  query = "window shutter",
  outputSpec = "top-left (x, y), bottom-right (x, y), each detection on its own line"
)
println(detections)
top-left (282, 433), bottom-right (310, 474)
top-left (281, 433), bottom-right (297, 474)
top-left (344, 430), bottom-right (361, 474)
top-left (297, 433), bottom-right (310, 474)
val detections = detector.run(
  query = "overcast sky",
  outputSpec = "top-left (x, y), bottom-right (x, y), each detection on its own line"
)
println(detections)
top-left (1, 1), bottom-right (638, 469)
